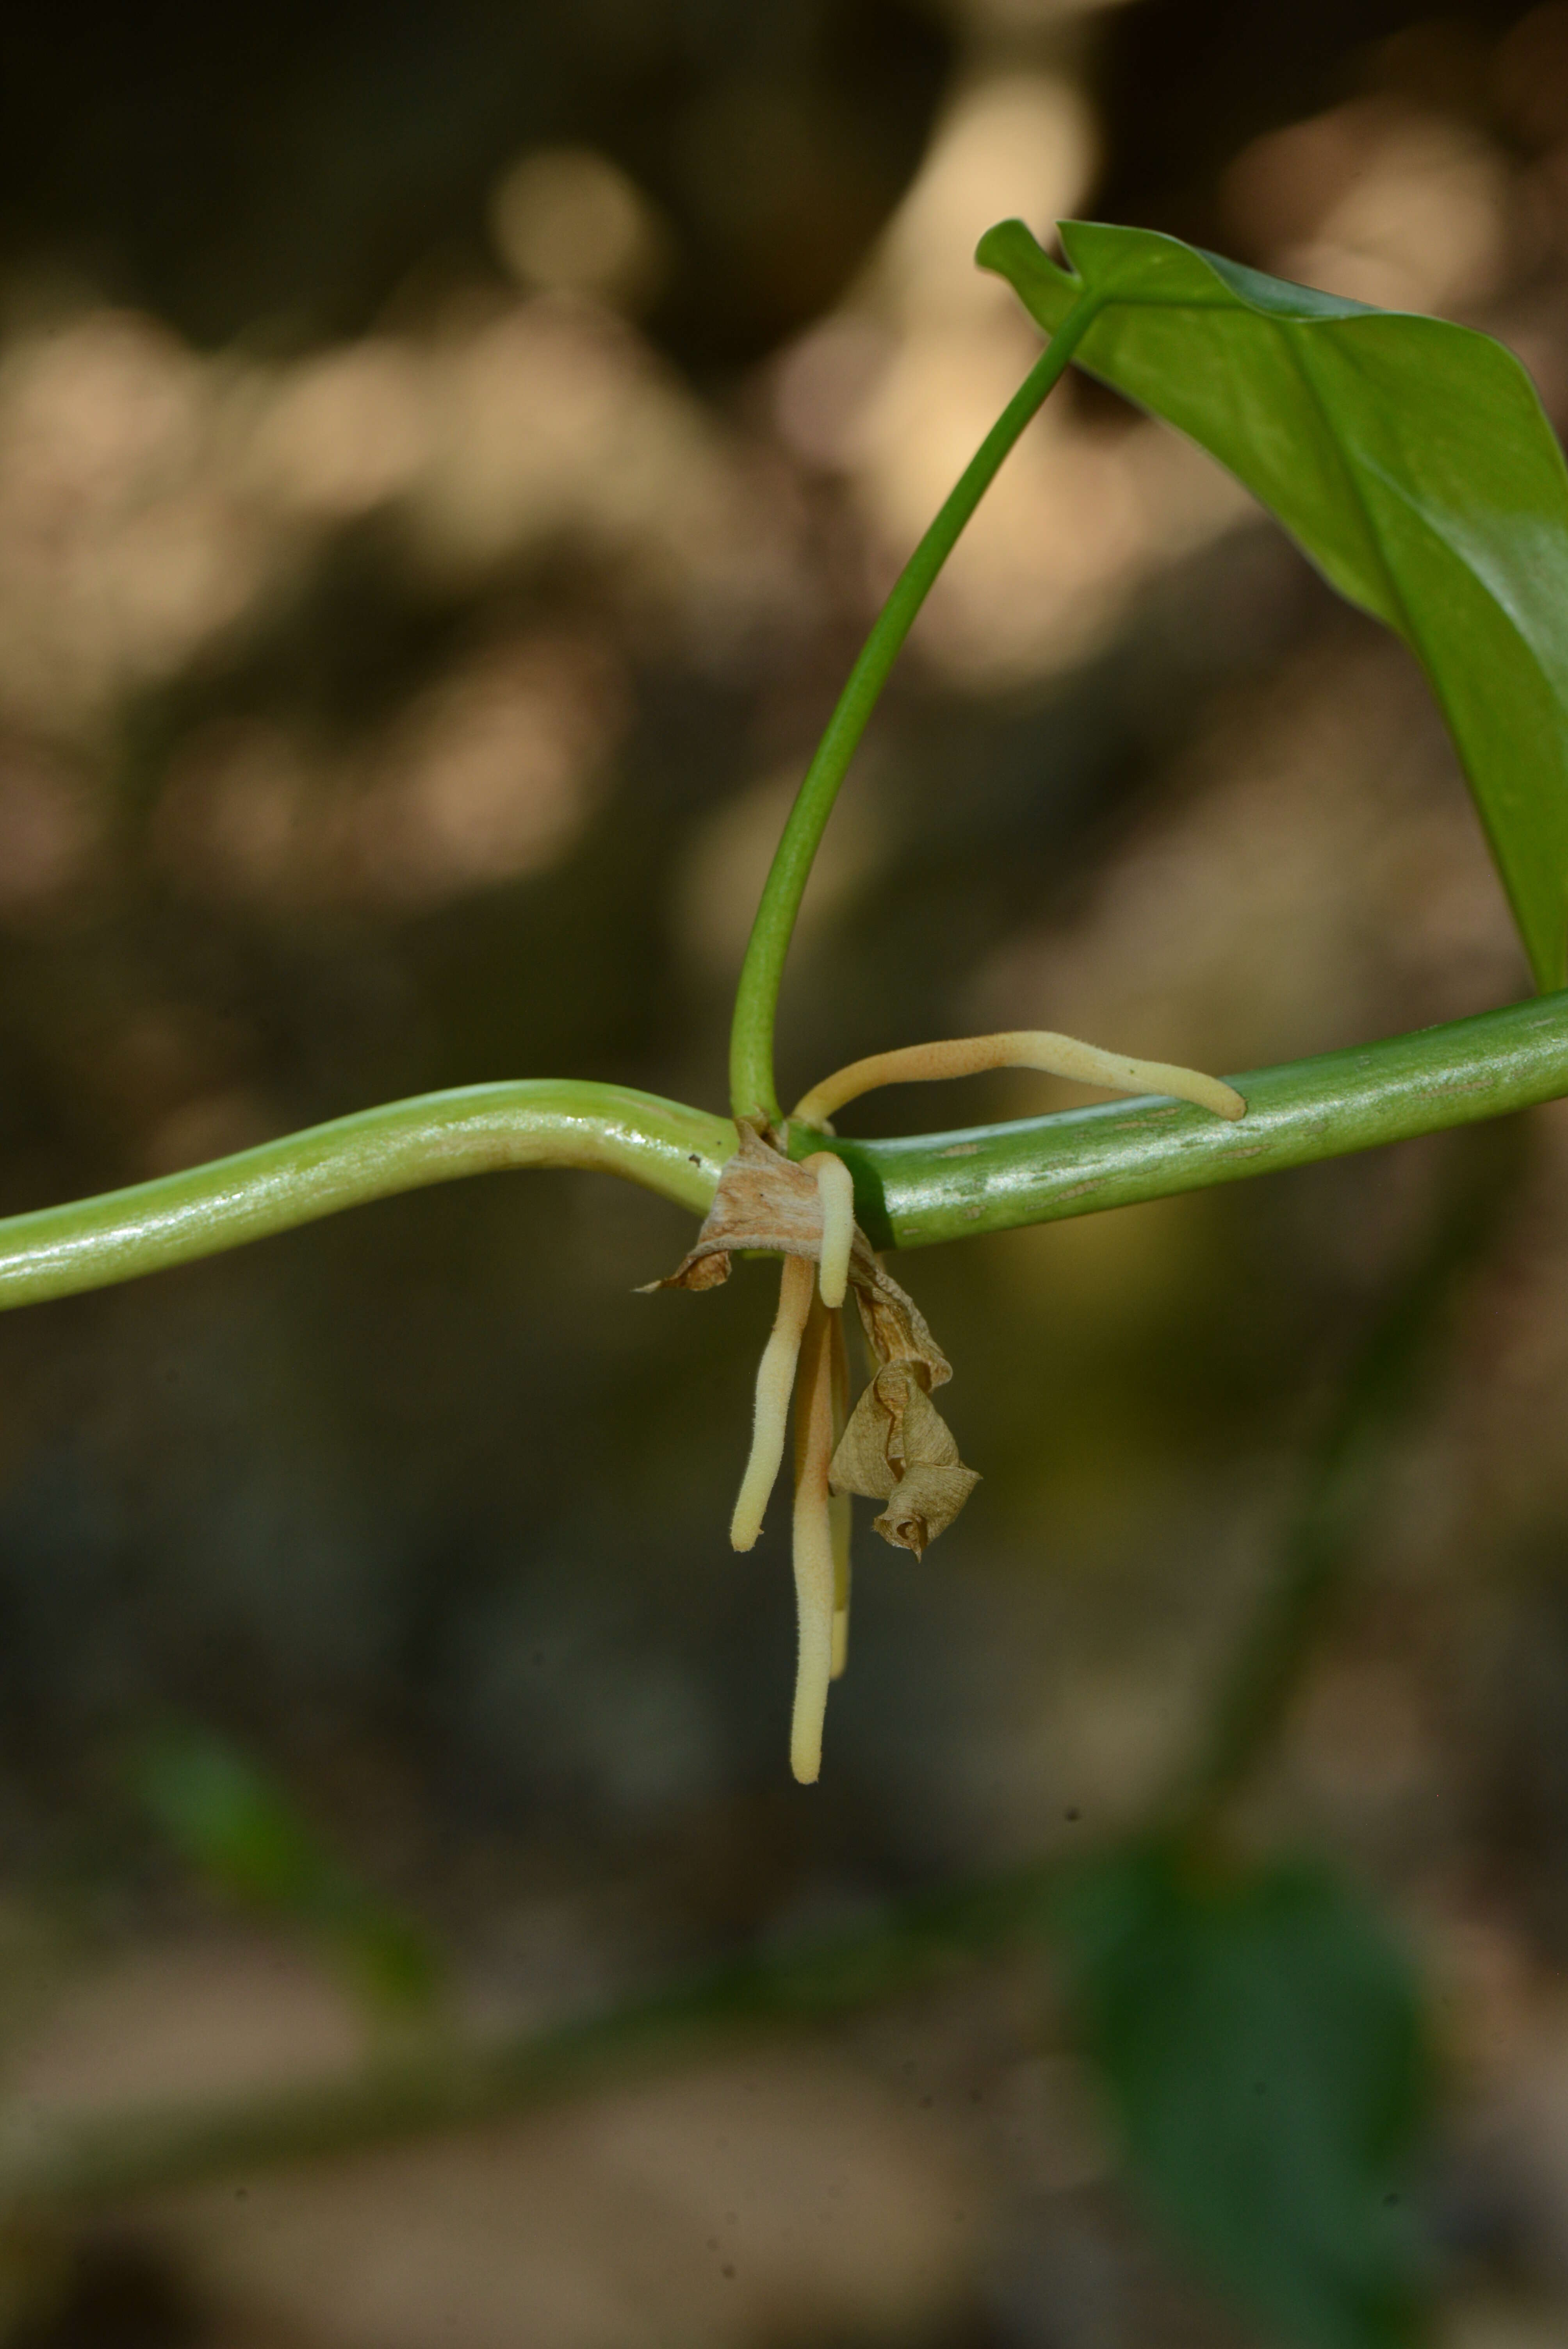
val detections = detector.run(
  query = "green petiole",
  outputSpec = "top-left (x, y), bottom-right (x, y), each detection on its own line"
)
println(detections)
top-left (726, 289), bottom-right (1104, 1128)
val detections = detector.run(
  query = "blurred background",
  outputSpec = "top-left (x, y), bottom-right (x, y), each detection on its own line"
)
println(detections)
top-left (3, 0), bottom-right (1568, 2341)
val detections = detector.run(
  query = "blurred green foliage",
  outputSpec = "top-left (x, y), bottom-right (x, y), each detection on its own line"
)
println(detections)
top-left (137, 1727), bottom-right (440, 2018)
top-left (1055, 1841), bottom-right (1431, 2349)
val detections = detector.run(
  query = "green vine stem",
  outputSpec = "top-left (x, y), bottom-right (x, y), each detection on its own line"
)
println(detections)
top-left (727, 290), bottom-right (1105, 1128)
top-left (835, 989), bottom-right (1568, 1248)
top-left (0, 1083), bottom-right (733, 1310)
top-left (0, 993), bottom-right (1563, 1310)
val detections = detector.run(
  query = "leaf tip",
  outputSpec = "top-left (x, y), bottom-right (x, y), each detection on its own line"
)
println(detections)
top-left (974, 216), bottom-right (1030, 273)
top-left (975, 216), bottom-right (1077, 285)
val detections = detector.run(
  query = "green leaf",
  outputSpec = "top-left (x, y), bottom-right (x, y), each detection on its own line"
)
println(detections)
top-left (138, 1729), bottom-right (440, 2016)
top-left (979, 216), bottom-right (1568, 994)
top-left (1051, 1842), bottom-right (1430, 2349)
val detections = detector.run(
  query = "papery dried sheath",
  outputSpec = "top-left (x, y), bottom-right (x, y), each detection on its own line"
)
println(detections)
top-left (645, 1125), bottom-right (829, 1291)
top-left (645, 1129), bottom-right (948, 1390)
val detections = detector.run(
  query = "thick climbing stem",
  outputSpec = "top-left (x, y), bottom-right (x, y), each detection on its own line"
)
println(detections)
top-left (0, 995), bottom-right (1564, 1310)
top-left (726, 292), bottom-right (1104, 1128)
top-left (838, 992), bottom-right (1568, 1249)
top-left (0, 1082), bottom-right (732, 1310)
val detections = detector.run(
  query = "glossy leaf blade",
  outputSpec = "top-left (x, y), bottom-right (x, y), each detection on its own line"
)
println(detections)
top-left (978, 216), bottom-right (1568, 993)
top-left (1052, 1843), bottom-right (1430, 2349)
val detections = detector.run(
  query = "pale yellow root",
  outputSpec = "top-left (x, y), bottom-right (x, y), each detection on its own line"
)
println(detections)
top-left (829, 1310), bottom-right (852, 1680)
top-left (803, 1151), bottom-right (854, 1309)
top-left (830, 1497), bottom-right (852, 1679)
top-left (790, 1297), bottom-right (837, 1784)
top-left (793, 1030), bottom-right (1246, 1128)
top-left (731, 1253), bottom-right (816, 1551)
